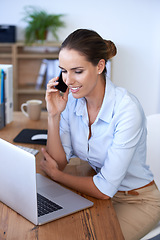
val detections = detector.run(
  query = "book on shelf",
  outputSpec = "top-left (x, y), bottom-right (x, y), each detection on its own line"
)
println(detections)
top-left (35, 59), bottom-right (47, 90)
top-left (0, 64), bottom-right (13, 129)
top-left (0, 69), bottom-right (5, 129)
top-left (45, 59), bottom-right (60, 88)
top-left (35, 59), bottom-right (60, 90)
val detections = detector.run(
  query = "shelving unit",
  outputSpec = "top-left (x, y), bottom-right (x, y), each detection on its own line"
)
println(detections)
top-left (0, 42), bottom-right (61, 110)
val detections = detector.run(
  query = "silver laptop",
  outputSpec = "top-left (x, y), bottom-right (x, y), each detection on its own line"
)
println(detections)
top-left (0, 138), bottom-right (93, 225)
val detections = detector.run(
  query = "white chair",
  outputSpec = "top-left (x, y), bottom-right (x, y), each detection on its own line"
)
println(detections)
top-left (141, 114), bottom-right (160, 240)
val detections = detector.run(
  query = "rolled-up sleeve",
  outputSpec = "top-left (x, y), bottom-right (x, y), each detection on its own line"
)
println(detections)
top-left (93, 97), bottom-right (146, 197)
top-left (60, 105), bottom-right (75, 162)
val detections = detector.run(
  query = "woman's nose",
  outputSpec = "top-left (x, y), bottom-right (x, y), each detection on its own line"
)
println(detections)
top-left (64, 73), bottom-right (74, 86)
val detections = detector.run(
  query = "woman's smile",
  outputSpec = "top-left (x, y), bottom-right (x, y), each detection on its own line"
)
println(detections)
top-left (59, 48), bottom-right (105, 100)
top-left (70, 86), bottom-right (82, 93)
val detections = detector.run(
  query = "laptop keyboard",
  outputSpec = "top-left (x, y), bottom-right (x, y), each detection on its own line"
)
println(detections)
top-left (37, 193), bottom-right (63, 217)
top-left (15, 145), bottom-right (39, 156)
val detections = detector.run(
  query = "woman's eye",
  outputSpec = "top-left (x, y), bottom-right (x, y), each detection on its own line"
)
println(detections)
top-left (75, 70), bottom-right (83, 74)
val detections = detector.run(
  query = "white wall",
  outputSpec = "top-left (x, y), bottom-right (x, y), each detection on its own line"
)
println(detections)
top-left (1, 0), bottom-right (160, 115)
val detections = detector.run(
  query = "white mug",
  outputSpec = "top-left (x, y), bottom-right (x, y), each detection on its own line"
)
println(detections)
top-left (21, 100), bottom-right (42, 121)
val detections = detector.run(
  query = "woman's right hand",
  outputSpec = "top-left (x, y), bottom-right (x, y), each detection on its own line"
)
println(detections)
top-left (45, 77), bottom-right (69, 117)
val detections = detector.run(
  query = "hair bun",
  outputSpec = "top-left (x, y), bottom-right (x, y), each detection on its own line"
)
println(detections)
top-left (104, 40), bottom-right (117, 60)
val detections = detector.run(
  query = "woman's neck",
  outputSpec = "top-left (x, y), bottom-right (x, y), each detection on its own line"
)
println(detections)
top-left (86, 77), bottom-right (106, 111)
top-left (86, 77), bottom-right (106, 127)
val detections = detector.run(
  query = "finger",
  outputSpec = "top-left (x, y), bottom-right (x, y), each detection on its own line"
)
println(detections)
top-left (48, 76), bottom-right (59, 84)
top-left (47, 82), bottom-right (59, 91)
top-left (46, 88), bottom-right (58, 94)
top-left (63, 88), bottom-right (69, 101)
top-left (47, 77), bottom-right (59, 89)
top-left (46, 87), bottom-right (59, 98)
top-left (41, 148), bottom-right (49, 160)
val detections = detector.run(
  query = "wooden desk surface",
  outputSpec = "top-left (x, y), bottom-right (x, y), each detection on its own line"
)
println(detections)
top-left (0, 112), bottom-right (124, 240)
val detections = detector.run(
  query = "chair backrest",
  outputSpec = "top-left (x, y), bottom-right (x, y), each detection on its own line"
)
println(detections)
top-left (146, 114), bottom-right (160, 190)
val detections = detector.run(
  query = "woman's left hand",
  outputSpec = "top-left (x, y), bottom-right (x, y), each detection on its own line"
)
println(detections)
top-left (40, 148), bottom-right (59, 180)
top-left (40, 148), bottom-right (109, 200)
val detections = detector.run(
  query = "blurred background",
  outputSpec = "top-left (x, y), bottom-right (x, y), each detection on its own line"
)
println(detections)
top-left (1, 0), bottom-right (160, 116)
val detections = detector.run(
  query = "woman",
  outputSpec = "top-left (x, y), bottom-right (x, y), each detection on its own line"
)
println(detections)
top-left (41, 29), bottom-right (160, 240)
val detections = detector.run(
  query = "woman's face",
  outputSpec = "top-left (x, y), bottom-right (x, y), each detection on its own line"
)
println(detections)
top-left (59, 48), bottom-right (104, 99)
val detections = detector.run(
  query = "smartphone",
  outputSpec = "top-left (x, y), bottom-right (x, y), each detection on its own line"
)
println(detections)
top-left (55, 71), bottom-right (68, 93)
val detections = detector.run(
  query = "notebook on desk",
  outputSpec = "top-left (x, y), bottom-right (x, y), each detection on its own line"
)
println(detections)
top-left (0, 138), bottom-right (93, 225)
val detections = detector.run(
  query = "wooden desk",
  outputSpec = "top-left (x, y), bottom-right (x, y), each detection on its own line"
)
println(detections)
top-left (0, 112), bottom-right (124, 240)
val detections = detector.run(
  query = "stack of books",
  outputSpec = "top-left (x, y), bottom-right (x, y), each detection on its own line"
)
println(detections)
top-left (0, 64), bottom-right (13, 129)
top-left (35, 59), bottom-right (60, 90)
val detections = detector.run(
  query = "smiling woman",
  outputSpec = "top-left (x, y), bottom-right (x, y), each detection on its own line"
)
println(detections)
top-left (41, 29), bottom-right (160, 240)
top-left (59, 48), bottom-right (106, 100)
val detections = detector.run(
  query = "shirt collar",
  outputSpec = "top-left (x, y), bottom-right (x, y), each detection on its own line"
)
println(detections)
top-left (74, 78), bottom-right (116, 123)
top-left (74, 97), bottom-right (87, 116)
top-left (98, 78), bottom-right (116, 123)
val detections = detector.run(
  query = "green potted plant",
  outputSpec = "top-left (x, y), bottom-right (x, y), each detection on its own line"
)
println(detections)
top-left (22, 6), bottom-right (65, 44)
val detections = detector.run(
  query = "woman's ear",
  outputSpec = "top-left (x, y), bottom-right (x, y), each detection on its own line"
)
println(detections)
top-left (97, 59), bottom-right (106, 74)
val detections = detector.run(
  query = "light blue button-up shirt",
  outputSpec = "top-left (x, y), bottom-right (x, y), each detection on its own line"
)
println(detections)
top-left (60, 78), bottom-right (153, 197)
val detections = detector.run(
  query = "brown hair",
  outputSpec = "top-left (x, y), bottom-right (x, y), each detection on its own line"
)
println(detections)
top-left (60, 29), bottom-right (117, 77)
